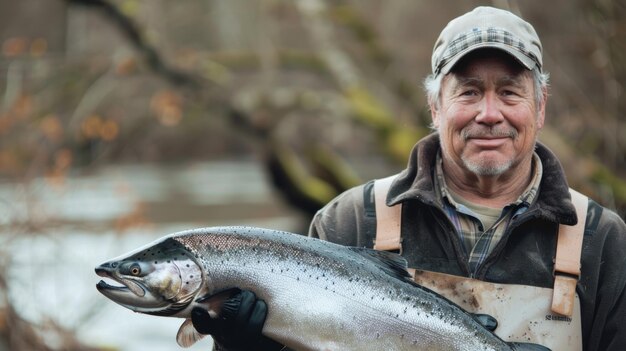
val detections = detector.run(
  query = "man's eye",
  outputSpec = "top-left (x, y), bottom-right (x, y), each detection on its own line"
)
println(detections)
top-left (461, 90), bottom-right (478, 96)
top-left (500, 88), bottom-right (522, 97)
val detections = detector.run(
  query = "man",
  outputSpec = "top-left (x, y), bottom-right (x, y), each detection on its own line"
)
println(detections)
top-left (192, 6), bottom-right (626, 350)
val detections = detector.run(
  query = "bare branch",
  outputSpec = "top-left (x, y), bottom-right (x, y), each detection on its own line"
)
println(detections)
top-left (64, 0), bottom-right (202, 88)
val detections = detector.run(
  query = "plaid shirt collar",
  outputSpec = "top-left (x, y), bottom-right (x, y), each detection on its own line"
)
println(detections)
top-left (434, 151), bottom-right (543, 275)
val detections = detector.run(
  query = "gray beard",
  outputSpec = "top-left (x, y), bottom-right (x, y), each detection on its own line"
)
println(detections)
top-left (461, 156), bottom-right (513, 176)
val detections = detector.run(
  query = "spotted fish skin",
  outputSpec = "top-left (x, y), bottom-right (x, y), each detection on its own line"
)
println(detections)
top-left (96, 226), bottom-right (544, 351)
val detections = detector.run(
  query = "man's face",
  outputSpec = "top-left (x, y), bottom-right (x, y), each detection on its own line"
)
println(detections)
top-left (431, 50), bottom-right (546, 178)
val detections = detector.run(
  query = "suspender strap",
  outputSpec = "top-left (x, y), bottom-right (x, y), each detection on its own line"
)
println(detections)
top-left (373, 175), bottom-right (402, 251)
top-left (372, 176), bottom-right (588, 317)
top-left (551, 189), bottom-right (588, 316)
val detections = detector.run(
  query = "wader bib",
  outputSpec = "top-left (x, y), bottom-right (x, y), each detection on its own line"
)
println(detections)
top-left (373, 175), bottom-right (587, 351)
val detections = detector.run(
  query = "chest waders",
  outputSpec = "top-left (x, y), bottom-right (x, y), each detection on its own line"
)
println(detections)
top-left (373, 175), bottom-right (586, 351)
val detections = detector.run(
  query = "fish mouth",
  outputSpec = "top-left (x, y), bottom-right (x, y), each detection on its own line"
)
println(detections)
top-left (96, 279), bottom-right (128, 292)
top-left (95, 265), bottom-right (171, 312)
top-left (96, 265), bottom-right (157, 312)
top-left (95, 267), bottom-right (146, 297)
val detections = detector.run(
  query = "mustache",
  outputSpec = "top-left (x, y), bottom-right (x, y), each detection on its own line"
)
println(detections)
top-left (461, 127), bottom-right (518, 140)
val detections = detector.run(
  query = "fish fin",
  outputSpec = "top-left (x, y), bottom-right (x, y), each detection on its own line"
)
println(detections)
top-left (176, 318), bottom-right (206, 348)
top-left (348, 247), bottom-right (412, 280)
top-left (508, 342), bottom-right (551, 351)
top-left (195, 288), bottom-right (242, 318)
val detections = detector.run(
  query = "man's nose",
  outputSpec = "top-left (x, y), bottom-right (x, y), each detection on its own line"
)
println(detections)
top-left (475, 92), bottom-right (504, 125)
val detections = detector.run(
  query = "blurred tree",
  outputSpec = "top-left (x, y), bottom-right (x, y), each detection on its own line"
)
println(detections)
top-left (2, 0), bottom-right (624, 218)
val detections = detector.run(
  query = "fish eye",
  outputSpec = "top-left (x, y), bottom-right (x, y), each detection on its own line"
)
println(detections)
top-left (130, 264), bottom-right (141, 276)
top-left (120, 262), bottom-right (144, 276)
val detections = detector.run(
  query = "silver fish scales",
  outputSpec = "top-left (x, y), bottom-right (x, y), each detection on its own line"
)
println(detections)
top-left (96, 226), bottom-right (548, 351)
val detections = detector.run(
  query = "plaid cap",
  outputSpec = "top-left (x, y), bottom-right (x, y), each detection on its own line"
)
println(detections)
top-left (432, 6), bottom-right (543, 76)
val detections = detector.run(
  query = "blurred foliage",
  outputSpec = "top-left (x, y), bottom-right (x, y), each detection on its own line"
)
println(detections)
top-left (0, 0), bottom-right (623, 217)
top-left (0, 258), bottom-right (105, 350)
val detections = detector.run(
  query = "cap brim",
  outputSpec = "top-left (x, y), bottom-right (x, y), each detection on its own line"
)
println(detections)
top-left (438, 44), bottom-right (537, 75)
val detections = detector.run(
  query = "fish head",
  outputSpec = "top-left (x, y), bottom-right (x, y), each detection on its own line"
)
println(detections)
top-left (96, 237), bottom-right (204, 316)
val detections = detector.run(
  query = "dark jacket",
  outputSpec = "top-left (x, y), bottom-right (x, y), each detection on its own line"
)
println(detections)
top-left (309, 133), bottom-right (626, 351)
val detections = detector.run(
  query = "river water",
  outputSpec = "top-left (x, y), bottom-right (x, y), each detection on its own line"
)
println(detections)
top-left (0, 160), bottom-right (304, 351)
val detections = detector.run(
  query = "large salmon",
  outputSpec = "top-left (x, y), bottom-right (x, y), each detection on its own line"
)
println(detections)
top-left (95, 226), bottom-right (548, 350)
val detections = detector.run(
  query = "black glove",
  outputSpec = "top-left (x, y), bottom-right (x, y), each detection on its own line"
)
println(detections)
top-left (191, 289), bottom-right (284, 351)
